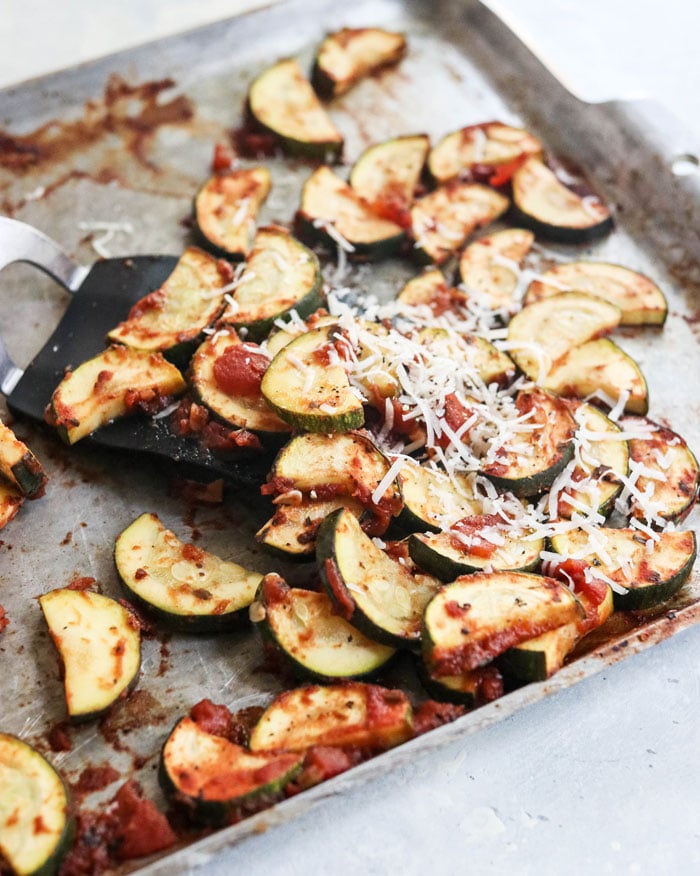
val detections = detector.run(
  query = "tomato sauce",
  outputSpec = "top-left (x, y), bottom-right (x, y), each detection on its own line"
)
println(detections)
top-left (213, 344), bottom-right (269, 397)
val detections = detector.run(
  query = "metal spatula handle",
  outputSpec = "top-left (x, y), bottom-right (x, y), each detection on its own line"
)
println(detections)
top-left (0, 217), bottom-right (90, 395)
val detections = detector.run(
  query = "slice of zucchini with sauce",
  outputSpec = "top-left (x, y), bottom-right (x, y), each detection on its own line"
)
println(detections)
top-left (550, 527), bottom-right (697, 611)
top-left (261, 324), bottom-right (364, 432)
top-left (194, 166), bottom-right (272, 259)
top-left (39, 588), bottom-right (141, 722)
top-left (159, 715), bottom-right (304, 826)
top-left (247, 58), bottom-right (343, 160)
top-left (510, 157), bottom-right (613, 242)
top-left (349, 134), bottom-right (429, 226)
top-left (506, 291), bottom-right (621, 381)
top-left (523, 261), bottom-right (668, 326)
top-left (457, 228), bottom-right (535, 314)
top-left (190, 329), bottom-right (290, 440)
top-left (312, 27), bottom-right (407, 99)
top-left (395, 460), bottom-right (482, 533)
top-left (0, 419), bottom-right (47, 498)
top-left (396, 267), bottom-right (459, 309)
top-left (218, 226), bottom-right (324, 340)
top-left (248, 682), bottom-right (414, 752)
top-left (542, 338), bottom-right (649, 416)
top-left (114, 512), bottom-right (262, 632)
top-left (415, 327), bottom-right (515, 389)
top-left (316, 507), bottom-right (442, 649)
top-left (296, 165), bottom-right (405, 259)
top-left (422, 570), bottom-right (583, 676)
top-left (418, 662), bottom-right (504, 708)
top-left (410, 181), bottom-right (509, 265)
top-left (480, 389), bottom-right (576, 497)
top-left (251, 573), bottom-right (395, 680)
top-left (46, 345), bottom-right (186, 444)
top-left (0, 481), bottom-right (23, 531)
top-left (0, 733), bottom-right (74, 876)
top-left (428, 122), bottom-right (543, 185)
top-left (107, 246), bottom-right (231, 356)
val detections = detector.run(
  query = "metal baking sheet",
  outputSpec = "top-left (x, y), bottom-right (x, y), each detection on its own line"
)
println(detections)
top-left (0, 0), bottom-right (698, 872)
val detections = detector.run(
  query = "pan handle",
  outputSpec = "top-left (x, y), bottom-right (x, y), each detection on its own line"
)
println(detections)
top-left (0, 217), bottom-right (90, 395)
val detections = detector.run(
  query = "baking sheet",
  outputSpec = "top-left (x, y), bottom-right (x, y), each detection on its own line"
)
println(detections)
top-left (0, 0), bottom-right (698, 872)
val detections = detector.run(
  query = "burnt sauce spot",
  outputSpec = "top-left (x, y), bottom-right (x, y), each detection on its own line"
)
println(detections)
top-left (99, 689), bottom-right (168, 752)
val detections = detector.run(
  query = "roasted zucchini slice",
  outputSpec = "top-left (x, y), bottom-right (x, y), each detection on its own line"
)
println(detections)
top-left (317, 508), bottom-right (442, 649)
top-left (312, 27), bottom-right (407, 98)
top-left (510, 157), bottom-right (613, 242)
top-left (256, 497), bottom-right (365, 561)
top-left (395, 460), bottom-right (482, 533)
top-left (0, 481), bottom-right (23, 531)
top-left (542, 338), bottom-right (648, 415)
top-left (428, 122), bottom-right (543, 185)
top-left (252, 573), bottom-right (395, 680)
top-left (622, 418), bottom-right (700, 524)
top-left (0, 419), bottom-right (46, 498)
top-left (396, 267), bottom-right (458, 309)
top-left (160, 715), bottom-right (303, 826)
top-left (0, 733), bottom-right (74, 876)
top-left (46, 345), bottom-right (186, 444)
top-left (191, 329), bottom-right (290, 439)
top-left (523, 261), bottom-right (668, 326)
top-left (296, 165), bottom-right (405, 259)
top-left (416, 327), bottom-right (515, 389)
top-left (506, 291), bottom-right (621, 381)
top-left (247, 58), bottom-right (343, 160)
top-left (115, 512), bottom-right (262, 631)
top-left (410, 181), bottom-right (509, 264)
top-left (107, 247), bottom-right (230, 355)
top-left (418, 662), bottom-right (504, 708)
top-left (194, 166), bottom-right (271, 259)
top-left (39, 589), bottom-right (141, 722)
top-left (349, 134), bottom-right (429, 226)
top-left (249, 683), bottom-right (414, 752)
top-left (550, 527), bottom-right (697, 611)
top-left (219, 225), bottom-right (323, 340)
top-left (422, 570), bottom-right (582, 675)
top-left (261, 325), bottom-right (364, 432)
top-left (457, 228), bottom-right (535, 314)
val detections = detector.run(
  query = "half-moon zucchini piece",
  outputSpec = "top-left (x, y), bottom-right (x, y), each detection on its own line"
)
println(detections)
top-left (247, 58), bottom-right (343, 160)
top-left (114, 512), bottom-right (262, 631)
top-left (395, 460), bottom-right (482, 533)
top-left (0, 733), bottom-right (74, 876)
top-left (524, 261), bottom-right (668, 326)
top-left (510, 157), bottom-right (613, 242)
top-left (0, 481), bottom-right (23, 531)
top-left (194, 167), bottom-right (271, 259)
top-left (457, 228), bottom-right (535, 314)
top-left (256, 497), bottom-right (365, 561)
top-left (252, 573), bottom-right (395, 680)
top-left (312, 27), bottom-right (407, 98)
top-left (415, 327), bottom-right (515, 389)
top-left (396, 268), bottom-right (459, 309)
top-left (418, 662), bottom-right (504, 708)
top-left (0, 419), bottom-right (47, 498)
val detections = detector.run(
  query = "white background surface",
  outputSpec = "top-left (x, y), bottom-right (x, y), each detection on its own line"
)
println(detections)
top-left (1, 2), bottom-right (699, 875)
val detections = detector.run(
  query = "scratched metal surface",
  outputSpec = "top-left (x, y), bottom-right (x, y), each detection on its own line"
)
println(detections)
top-left (0, 0), bottom-right (698, 873)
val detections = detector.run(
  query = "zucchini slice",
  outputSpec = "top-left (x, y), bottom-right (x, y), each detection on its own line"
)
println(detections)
top-left (316, 508), bottom-right (442, 648)
top-left (480, 389), bottom-right (576, 497)
top-left (190, 329), bottom-right (290, 439)
top-left (0, 481), bottom-right (23, 531)
top-left (114, 512), bottom-right (262, 631)
top-left (457, 228), bottom-right (535, 314)
top-left (416, 327), bottom-right (515, 389)
top-left (249, 682), bottom-right (414, 752)
top-left (524, 261), bottom-right (668, 326)
top-left (107, 247), bottom-right (230, 355)
top-left (542, 338), bottom-right (649, 416)
top-left (396, 460), bottom-right (482, 533)
top-left (260, 325), bottom-right (364, 432)
top-left (349, 134), bottom-right (430, 226)
top-left (510, 157), bottom-right (613, 242)
top-left (428, 122), bottom-right (543, 185)
top-left (252, 573), bottom-right (395, 680)
top-left (312, 27), bottom-right (407, 98)
top-left (159, 716), bottom-right (303, 825)
top-left (296, 166), bottom-right (405, 259)
top-left (0, 419), bottom-right (47, 498)
top-left (219, 226), bottom-right (324, 340)
top-left (422, 570), bottom-right (582, 675)
top-left (506, 291), bottom-right (621, 381)
top-left (46, 345), bottom-right (186, 444)
top-left (194, 166), bottom-right (272, 259)
top-left (39, 588), bottom-right (141, 722)
top-left (622, 418), bottom-right (700, 524)
top-left (396, 267), bottom-right (459, 309)
top-left (256, 497), bottom-right (365, 561)
top-left (550, 527), bottom-right (697, 611)
top-left (410, 181), bottom-right (509, 265)
top-left (0, 733), bottom-right (74, 876)
top-left (247, 58), bottom-right (343, 160)
top-left (418, 662), bottom-right (504, 708)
